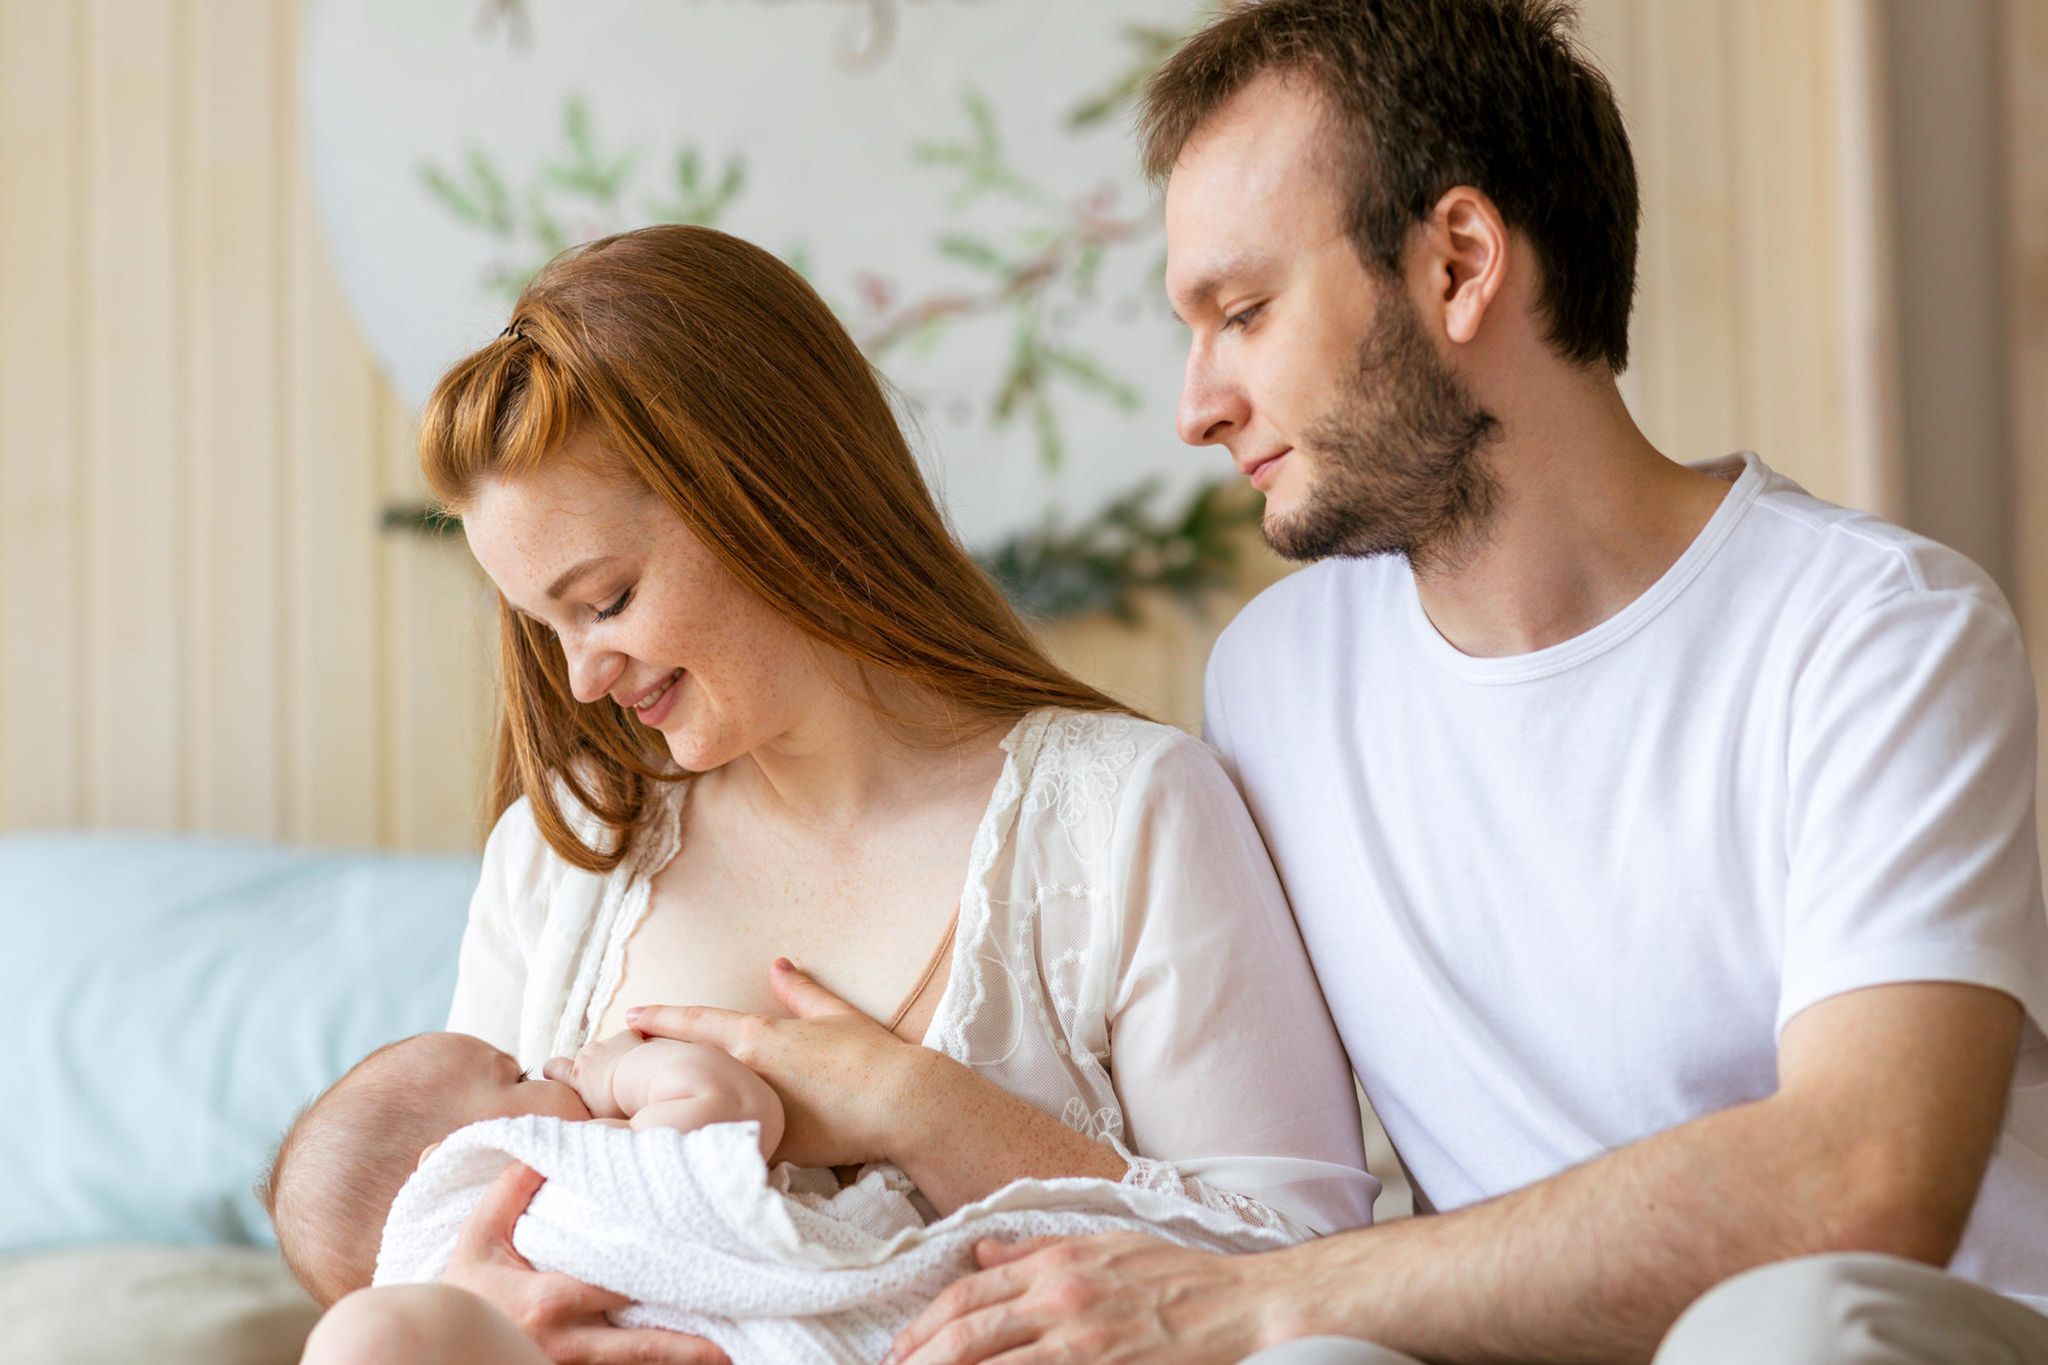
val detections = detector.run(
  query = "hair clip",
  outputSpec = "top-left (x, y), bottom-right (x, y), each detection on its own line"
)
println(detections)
top-left (499, 322), bottom-right (526, 342)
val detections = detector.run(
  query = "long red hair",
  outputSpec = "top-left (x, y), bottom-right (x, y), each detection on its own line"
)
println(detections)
top-left (418, 225), bottom-right (1133, 872)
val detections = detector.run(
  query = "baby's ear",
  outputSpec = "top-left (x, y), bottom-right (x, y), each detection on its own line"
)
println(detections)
top-left (416, 1140), bottom-right (443, 1170)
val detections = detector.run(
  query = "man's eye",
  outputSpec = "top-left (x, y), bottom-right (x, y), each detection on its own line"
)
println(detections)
top-left (593, 588), bottom-right (634, 622)
top-left (1223, 303), bottom-right (1265, 331)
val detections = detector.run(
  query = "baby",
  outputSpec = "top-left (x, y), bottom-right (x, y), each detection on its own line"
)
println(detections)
top-left (260, 1029), bottom-right (783, 1305)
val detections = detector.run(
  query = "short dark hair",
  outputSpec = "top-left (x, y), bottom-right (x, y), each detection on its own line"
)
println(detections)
top-left (1140, 0), bottom-right (1639, 372)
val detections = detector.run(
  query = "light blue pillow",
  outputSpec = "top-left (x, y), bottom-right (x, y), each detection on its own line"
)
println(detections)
top-left (0, 832), bottom-right (480, 1254)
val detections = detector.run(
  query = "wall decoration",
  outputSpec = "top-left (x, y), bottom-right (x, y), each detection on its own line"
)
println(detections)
top-left (305, 0), bottom-right (1257, 619)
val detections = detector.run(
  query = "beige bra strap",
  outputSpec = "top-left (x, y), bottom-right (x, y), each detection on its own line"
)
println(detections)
top-left (887, 908), bottom-right (960, 1034)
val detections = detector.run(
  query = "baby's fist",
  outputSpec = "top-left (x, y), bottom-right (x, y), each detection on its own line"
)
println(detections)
top-left (544, 1030), bottom-right (643, 1119)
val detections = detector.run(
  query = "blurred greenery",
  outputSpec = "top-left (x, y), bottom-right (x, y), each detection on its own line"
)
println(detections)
top-left (398, 15), bottom-right (1255, 624)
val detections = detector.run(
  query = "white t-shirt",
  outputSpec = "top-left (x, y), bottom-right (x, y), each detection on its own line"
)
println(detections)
top-left (1204, 451), bottom-right (2048, 1307)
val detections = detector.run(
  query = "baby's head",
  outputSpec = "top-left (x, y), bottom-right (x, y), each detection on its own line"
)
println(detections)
top-left (258, 1031), bottom-right (588, 1304)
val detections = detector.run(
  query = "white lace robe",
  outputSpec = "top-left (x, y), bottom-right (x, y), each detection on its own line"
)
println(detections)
top-left (446, 709), bottom-right (1378, 1239)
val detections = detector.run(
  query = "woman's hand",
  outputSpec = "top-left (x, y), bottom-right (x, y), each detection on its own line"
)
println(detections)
top-left (627, 959), bottom-right (936, 1168)
top-left (443, 1161), bottom-right (728, 1364)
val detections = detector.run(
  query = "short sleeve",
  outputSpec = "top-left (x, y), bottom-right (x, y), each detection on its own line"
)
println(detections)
top-left (1105, 732), bottom-right (1379, 1236)
top-left (1781, 584), bottom-right (2048, 1034)
top-left (445, 796), bottom-right (552, 1055)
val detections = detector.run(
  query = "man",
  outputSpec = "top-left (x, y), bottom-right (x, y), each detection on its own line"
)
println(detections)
top-left (885, 2), bottom-right (2048, 1361)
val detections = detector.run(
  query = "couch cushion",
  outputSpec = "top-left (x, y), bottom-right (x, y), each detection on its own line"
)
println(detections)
top-left (0, 1244), bottom-right (318, 1365)
top-left (0, 833), bottom-right (479, 1254)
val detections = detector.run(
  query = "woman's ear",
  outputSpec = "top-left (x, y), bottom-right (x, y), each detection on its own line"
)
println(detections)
top-left (1426, 185), bottom-right (1510, 348)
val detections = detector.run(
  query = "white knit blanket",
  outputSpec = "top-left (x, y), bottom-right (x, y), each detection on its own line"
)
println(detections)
top-left (374, 1115), bottom-right (1296, 1363)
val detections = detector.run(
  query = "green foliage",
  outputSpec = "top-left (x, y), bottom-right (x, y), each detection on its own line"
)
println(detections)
top-left (881, 86), bottom-right (1155, 470)
top-left (981, 477), bottom-right (1262, 622)
top-left (417, 97), bottom-right (746, 304)
top-left (1064, 23), bottom-right (1187, 131)
top-left (401, 20), bottom-right (1248, 626)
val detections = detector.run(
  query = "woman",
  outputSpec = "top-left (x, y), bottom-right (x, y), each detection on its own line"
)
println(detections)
top-left (305, 225), bottom-right (1372, 1364)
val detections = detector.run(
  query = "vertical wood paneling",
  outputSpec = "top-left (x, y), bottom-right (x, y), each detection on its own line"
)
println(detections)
top-left (1731, 0), bottom-right (1847, 502)
top-left (1633, 2), bottom-right (1746, 464)
top-left (1568, 0), bottom-right (1643, 420)
top-left (82, 0), bottom-right (182, 827)
top-left (185, 0), bottom-right (282, 836)
top-left (282, 0), bottom-right (382, 847)
top-left (377, 388), bottom-right (492, 850)
top-left (2001, 0), bottom-right (2048, 874)
top-left (0, 1), bottom-right (84, 826)
top-left (0, 0), bottom-right (1892, 849)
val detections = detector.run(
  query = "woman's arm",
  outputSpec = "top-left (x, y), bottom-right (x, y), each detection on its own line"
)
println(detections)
top-left (1099, 733), bottom-right (1378, 1236)
top-left (631, 963), bottom-right (1129, 1215)
top-left (445, 796), bottom-right (547, 1054)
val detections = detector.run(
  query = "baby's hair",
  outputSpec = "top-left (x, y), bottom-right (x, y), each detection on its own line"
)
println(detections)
top-left (258, 1038), bottom-right (467, 1306)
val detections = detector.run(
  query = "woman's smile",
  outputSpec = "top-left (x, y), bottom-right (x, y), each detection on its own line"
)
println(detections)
top-left (625, 667), bottom-right (685, 727)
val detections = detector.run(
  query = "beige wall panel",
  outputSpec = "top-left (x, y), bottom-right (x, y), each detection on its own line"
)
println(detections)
top-left (1731, 0), bottom-right (1848, 503)
top-left (2002, 0), bottom-right (2048, 876)
top-left (1036, 537), bottom-right (1295, 734)
top-left (377, 387), bottom-right (493, 850)
top-left (0, 1), bottom-right (85, 826)
top-left (83, 0), bottom-right (182, 827)
top-left (1565, 0), bottom-right (1643, 421)
top-left (0, 0), bottom-right (1886, 848)
top-left (185, 0), bottom-right (283, 837)
top-left (283, 0), bottom-right (382, 847)
top-left (1632, 2), bottom-right (1746, 467)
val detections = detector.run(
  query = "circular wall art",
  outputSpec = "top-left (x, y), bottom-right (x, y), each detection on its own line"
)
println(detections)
top-left (303, 0), bottom-right (1253, 616)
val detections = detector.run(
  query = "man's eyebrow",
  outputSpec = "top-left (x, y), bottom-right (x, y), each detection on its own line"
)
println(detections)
top-left (1168, 251), bottom-right (1269, 325)
top-left (545, 554), bottom-right (624, 601)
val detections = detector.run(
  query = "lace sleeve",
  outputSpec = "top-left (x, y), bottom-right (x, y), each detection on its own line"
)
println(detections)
top-left (1102, 731), bottom-right (1380, 1238)
top-left (1119, 1153), bottom-right (1319, 1241)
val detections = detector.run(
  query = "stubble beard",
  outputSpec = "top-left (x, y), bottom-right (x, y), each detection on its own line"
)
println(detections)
top-left (1262, 287), bottom-right (1503, 573)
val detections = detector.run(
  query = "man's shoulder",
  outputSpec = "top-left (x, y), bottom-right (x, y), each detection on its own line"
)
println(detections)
top-left (1212, 556), bottom-right (1406, 673)
top-left (1743, 464), bottom-right (2009, 611)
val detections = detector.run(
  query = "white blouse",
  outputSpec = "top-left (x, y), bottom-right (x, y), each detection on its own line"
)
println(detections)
top-left (446, 708), bottom-right (1378, 1238)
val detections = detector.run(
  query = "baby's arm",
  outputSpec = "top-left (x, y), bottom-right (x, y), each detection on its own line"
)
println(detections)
top-left (548, 1032), bottom-right (785, 1161)
top-left (614, 1039), bottom-right (785, 1161)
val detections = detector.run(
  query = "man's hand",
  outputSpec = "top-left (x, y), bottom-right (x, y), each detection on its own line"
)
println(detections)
top-left (884, 1232), bottom-right (1281, 1365)
top-left (443, 1161), bottom-right (728, 1364)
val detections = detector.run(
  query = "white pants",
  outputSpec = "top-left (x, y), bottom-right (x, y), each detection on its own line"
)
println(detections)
top-left (1238, 1254), bottom-right (2048, 1364)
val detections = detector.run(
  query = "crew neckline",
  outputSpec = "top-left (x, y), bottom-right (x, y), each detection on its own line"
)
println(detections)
top-left (1402, 451), bottom-right (1767, 685)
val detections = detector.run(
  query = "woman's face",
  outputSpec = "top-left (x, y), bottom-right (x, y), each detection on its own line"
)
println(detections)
top-left (462, 434), bottom-right (825, 772)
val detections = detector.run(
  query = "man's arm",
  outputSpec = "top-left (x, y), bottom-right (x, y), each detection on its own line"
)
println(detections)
top-left (889, 980), bottom-right (2022, 1365)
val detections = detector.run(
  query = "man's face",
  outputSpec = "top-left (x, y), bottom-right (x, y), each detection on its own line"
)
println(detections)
top-left (1164, 72), bottom-right (1499, 565)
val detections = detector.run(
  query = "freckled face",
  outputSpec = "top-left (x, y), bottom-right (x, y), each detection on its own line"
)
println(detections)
top-left (461, 433), bottom-right (829, 773)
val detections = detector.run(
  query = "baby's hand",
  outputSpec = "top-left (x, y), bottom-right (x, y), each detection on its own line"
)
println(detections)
top-left (541, 1030), bottom-right (643, 1119)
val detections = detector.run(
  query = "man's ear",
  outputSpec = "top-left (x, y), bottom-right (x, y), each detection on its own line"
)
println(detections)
top-left (1423, 185), bottom-right (1510, 347)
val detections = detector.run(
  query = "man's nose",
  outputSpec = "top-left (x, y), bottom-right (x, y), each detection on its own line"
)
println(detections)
top-left (1176, 347), bottom-right (1248, 448)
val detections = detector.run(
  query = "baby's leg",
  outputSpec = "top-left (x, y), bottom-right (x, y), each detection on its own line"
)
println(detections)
top-left (617, 1038), bottom-right (786, 1160)
top-left (301, 1285), bottom-right (550, 1365)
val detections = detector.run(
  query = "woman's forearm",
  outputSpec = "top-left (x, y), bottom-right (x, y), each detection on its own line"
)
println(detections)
top-left (883, 1049), bottom-right (1126, 1215)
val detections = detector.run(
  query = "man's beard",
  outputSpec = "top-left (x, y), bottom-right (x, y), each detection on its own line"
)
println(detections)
top-left (1264, 288), bottom-right (1503, 570)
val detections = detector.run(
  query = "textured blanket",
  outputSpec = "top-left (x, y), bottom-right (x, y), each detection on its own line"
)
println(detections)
top-left (374, 1115), bottom-right (1295, 1363)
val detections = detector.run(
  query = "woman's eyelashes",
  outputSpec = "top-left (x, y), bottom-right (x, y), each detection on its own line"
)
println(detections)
top-left (593, 587), bottom-right (635, 622)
